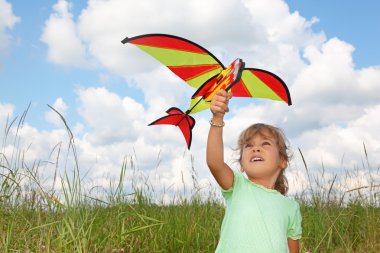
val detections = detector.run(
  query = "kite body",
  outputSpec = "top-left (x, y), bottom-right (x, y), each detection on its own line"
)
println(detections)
top-left (122, 34), bottom-right (291, 149)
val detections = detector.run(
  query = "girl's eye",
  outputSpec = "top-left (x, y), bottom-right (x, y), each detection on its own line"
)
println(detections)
top-left (244, 143), bottom-right (253, 148)
top-left (262, 141), bottom-right (271, 146)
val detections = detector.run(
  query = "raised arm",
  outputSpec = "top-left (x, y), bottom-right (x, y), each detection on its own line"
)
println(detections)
top-left (206, 89), bottom-right (234, 190)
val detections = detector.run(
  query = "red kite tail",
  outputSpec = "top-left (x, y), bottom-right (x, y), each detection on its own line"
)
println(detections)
top-left (148, 107), bottom-right (196, 149)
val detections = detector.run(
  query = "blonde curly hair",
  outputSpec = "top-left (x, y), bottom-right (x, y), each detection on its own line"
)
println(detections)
top-left (237, 123), bottom-right (291, 195)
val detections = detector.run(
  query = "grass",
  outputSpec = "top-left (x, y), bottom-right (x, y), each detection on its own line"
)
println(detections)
top-left (0, 107), bottom-right (379, 252)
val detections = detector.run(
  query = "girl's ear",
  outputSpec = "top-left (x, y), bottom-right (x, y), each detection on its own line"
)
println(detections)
top-left (280, 157), bottom-right (287, 170)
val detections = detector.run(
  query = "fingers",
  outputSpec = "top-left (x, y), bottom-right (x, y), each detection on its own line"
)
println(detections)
top-left (227, 91), bottom-right (233, 100)
top-left (210, 89), bottom-right (233, 116)
top-left (214, 89), bottom-right (232, 102)
top-left (211, 100), bottom-right (229, 113)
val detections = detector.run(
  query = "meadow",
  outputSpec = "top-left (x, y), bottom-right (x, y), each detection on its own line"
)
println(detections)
top-left (1, 109), bottom-right (379, 252)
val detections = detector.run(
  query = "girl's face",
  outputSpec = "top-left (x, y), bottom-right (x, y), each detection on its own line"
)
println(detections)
top-left (240, 132), bottom-right (286, 180)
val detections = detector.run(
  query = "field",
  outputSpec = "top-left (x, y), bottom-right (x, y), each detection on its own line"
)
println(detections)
top-left (1, 112), bottom-right (379, 252)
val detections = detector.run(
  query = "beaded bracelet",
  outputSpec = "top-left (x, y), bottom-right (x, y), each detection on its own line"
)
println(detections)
top-left (209, 119), bottom-right (225, 127)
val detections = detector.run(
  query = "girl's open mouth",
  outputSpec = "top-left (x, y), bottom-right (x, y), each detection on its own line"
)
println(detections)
top-left (250, 157), bottom-right (264, 162)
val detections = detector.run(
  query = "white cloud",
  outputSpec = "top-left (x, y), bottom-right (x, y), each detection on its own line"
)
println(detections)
top-left (132, 66), bottom-right (192, 108)
top-left (0, 0), bottom-right (20, 64)
top-left (291, 104), bottom-right (380, 171)
top-left (244, 0), bottom-right (322, 46)
top-left (41, 0), bottom-right (90, 67)
top-left (76, 87), bottom-right (145, 145)
top-left (0, 118), bottom-right (69, 182)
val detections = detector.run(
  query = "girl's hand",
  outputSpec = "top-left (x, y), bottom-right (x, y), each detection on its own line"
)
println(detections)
top-left (210, 89), bottom-right (233, 118)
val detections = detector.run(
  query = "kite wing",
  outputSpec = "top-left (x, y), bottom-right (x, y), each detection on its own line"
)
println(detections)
top-left (122, 34), bottom-right (224, 89)
top-left (189, 67), bottom-right (291, 113)
top-left (229, 68), bottom-right (292, 105)
top-left (148, 107), bottom-right (195, 149)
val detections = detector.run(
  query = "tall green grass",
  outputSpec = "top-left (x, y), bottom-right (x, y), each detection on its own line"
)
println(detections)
top-left (0, 107), bottom-right (379, 252)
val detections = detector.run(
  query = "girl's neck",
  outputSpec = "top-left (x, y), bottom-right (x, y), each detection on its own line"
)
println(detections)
top-left (247, 173), bottom-right (279, 190)
top-left (249, 178), bottom-right (274, 189)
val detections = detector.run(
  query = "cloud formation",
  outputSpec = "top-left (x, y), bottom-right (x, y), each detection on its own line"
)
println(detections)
top-left (41, 0), bottom-right (90, 68)
top-left (2, 0), bottom-right (379, 198)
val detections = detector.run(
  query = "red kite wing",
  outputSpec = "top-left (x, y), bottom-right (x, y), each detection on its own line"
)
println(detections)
top-left (231, 69), bottom-right (291, 105)
top-left (122, 34), bottom-right (224, 89)
top-left (148, 107), bottom-right (195, 149)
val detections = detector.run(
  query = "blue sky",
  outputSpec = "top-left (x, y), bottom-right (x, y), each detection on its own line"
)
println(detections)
top-left (1, 0), bottom-right (379, 196)
top-left (287, 0), bottom-right (380, 68)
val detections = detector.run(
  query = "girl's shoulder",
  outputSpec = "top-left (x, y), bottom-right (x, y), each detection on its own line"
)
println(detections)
top-left (282, 196), bottom-right (301, 214)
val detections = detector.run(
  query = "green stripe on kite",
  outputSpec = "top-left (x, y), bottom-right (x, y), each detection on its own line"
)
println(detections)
top-left (250, 69), bottom-right (290, 104)
top-left (241, 70), bottom-right (283, 102)
top-left (136, 45), bottom-right (220, 66)
top-left (188, 98), bottom-right (210, 114)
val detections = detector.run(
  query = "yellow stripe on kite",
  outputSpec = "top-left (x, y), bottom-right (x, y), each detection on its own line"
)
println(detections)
top-left (136, 45), bottom-right (220, 67)
top-left (186, 98), bottom-right (211, 114)
top-left (242, 71), bottom-right (283, 101)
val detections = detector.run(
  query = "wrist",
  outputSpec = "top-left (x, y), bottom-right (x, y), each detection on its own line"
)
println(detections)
top-left (211, 114), bottom-right (224, 122)
top-left (210, 118), bottom-right (225, 127)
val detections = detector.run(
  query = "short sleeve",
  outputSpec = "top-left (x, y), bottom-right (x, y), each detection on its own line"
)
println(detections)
top-left (287, 201), bottom-right (302, 240)
top-left (220, 171), bottom-right (242, 201)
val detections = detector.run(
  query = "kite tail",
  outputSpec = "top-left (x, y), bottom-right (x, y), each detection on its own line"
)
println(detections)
top-left (148, 107), bottom-right (196, 149)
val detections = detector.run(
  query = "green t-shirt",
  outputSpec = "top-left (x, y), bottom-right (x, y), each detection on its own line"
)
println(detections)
top-left (215, 171), bottom-right (302, 253)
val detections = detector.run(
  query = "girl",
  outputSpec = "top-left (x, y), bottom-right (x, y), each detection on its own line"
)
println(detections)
top-left (207, 89), bottom-right (302, 253)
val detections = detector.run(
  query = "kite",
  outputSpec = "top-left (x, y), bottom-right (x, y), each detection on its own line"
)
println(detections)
top-left (121, 34), bottom-right (291, 149)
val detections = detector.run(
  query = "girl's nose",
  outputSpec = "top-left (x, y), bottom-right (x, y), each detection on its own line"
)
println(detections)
top-left (253, 147), bottom-right (260, 152)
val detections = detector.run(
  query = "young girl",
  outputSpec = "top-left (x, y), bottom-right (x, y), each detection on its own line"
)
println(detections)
top-left (207, 89), bottom-right (302, 253)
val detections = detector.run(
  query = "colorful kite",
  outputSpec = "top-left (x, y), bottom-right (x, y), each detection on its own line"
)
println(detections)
top-left (122, 34), bottom-right (291, 149)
